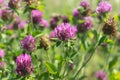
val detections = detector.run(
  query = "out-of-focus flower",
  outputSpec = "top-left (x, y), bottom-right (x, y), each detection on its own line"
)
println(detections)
top-left (53, 23), bottom-right (77, 41)
top-left (96, 1), bottom-right (112, 14)
top-left (50, 14), bottom-right (61, 29)
top-left (1, 10), bottom-right (13, 21)
top-left (0, 10), bottom-right (2, 17)
top-left (73, 9), bottom-right (79, 18)
top-left (102, 17), bottom-right (117, 36)
top-left (8, 0), bottom-right (20, 9)
top-left (80, 0), bottom-right (90, 8)
top-left (16, 54), bottom-right (34, 76)
top-left (31, 10), bottom-right (42, 24)
top-left (40, 35), bottom-right (51, 50)
top-left (77, 16), bottom-right (93, 32)
top-left (21, 35), bottom-right (36, 51)
top-left (96, 70), bottom-right (107, 80)
top-left (62, 15), bottom-right (69, 23)
top-left (0, 0), bottom-right (4, 7)
top-left (18, 21), bottom-right (27, 29)
top-left (0, 61), bottom-right (6, 69)
top-left (0, 0), bottom-right (4, 4)
top-left (49, 31), bottom-right (56, 39)
top-left (0, 49), bottom-right (5, 58)
top-left (7, 20), bottom-right (27, 30)
top-left (39, 19), bottom-right (49, 28)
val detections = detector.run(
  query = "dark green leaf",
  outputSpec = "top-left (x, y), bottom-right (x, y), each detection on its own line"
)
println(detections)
top-left (98, 35), bottom-right (106, 46)
top-left (56, 41), bottom-right (61, 47)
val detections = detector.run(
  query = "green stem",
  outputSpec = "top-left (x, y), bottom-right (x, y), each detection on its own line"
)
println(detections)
top-left (73, 46), bottom-right (97, 79)
top-left (46, 50), bottom-right (51, 62)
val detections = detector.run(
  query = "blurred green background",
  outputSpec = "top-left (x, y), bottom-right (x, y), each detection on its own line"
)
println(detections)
top-left (44, 0), bottom-right (120, 19)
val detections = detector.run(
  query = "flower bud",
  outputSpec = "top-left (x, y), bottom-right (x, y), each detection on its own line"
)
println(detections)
top-left (1, 10), bottom-right (13, 21)
top-left (40, 35), bottom-right (51, 50)
top-left (8, 0), bottom-right (20, 9)
top-left (102, 17), bottom-right (117, 36)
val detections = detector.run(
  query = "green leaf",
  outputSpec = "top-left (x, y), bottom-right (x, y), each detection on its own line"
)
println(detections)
top-left (32, 30), bottom-right (42, 37)
top-left (70, 51), bottom-right (78, 59)
top-left (45, 62), bottom-right (57, 75)
top-left (109, 57), bottom-right (118, 70)
top-left (56, 41), bottom-right (61, 47)
top-left (39, 72), bottom-right (49, 80)
top-left (88, 44), bottom-right (95, 53)
top-left (98, 35), bottom-right (107, 46)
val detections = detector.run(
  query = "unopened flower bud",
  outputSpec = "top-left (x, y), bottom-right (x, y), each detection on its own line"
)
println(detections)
top-left (40, 35), bottom-right (51, 50)
top-left (102, 17), bottom-right (117, 36)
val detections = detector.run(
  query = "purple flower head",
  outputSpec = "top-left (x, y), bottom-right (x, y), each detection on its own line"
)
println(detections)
top-left (54, 23), bottom-right (77, 41)
top-left (16, 54), bottom-right (34, 76)
top-left (39, 19), bottom-right (49, 28)
top-left (80, 0), bottom-right (90, 8)
top-left (77, 16), bottom-right (93, 32)
top-left (31, 10), bottom-right (42, 24)
top-left (0, 49), bottom-right (5, 58)
top-left (0, 61), bottom-right (6, 69)
top-left (96, 1), bottom-right (112, 14)
top-left (21, 35), bottom-right (36, 51)
top-left (73, 9), bottom-right (79, 18)
top-left (18, 21), bottom-right (27, 29)
top-left (8, 0), bottom-right (20, 9)
top-left (96, 70), bottom-right (107, 80)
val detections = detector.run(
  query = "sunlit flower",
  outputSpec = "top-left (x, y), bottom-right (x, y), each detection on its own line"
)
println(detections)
top-left (53, 23), bottom-right (77, 41)
top-left (96, 1), bottom-right (112, 14)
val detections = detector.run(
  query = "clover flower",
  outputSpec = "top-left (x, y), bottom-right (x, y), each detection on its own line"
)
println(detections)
top-left (96, 70), bottom-right (107, 80)
top-left (53, 23), bottom-right (77, 41)
top-left (16, 54), bottom-right (34, 76)
top-left (96, 1), bottom-right (112, 14)
top-left (21, 35), bottom-right (36, 51)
